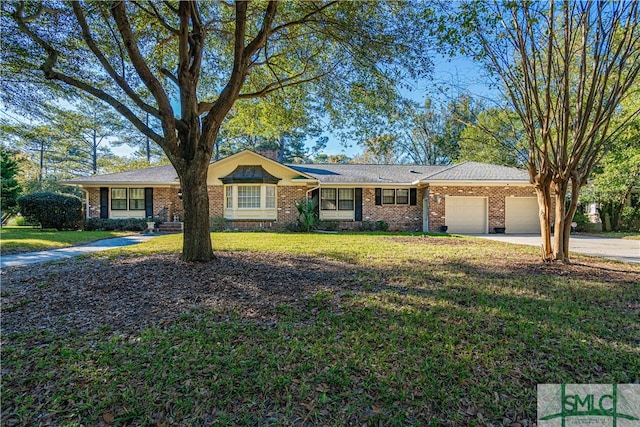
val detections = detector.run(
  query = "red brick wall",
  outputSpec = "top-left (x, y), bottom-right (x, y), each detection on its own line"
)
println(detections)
top-left (427, 185), bottom-right (539, 233)
top-left (360, 187), bottom-right (425, 231)
top-left (153, 187), bottom-right (183, 221)
top-left (87, 187), bottom-right (100, 218)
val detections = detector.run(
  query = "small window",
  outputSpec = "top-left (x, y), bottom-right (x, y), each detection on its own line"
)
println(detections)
top-left (238, 185), bottom-right (261, 209)
top-left (382, 189), bottom-right (395, 205)
top-left (321, 188), bottom-right (337, 210)
top-left (338, 188), bottom-right (354, 210)
top-left (265, 186), bottom-right (276, 209)
top-left (129, 188), bottom-right (145, 210)
top-left (111, 188), bottom-right (127, 210)
top-left (225, 186), bottom-right (233, 209)
top-left (396, 189), bottom-right (409, 205)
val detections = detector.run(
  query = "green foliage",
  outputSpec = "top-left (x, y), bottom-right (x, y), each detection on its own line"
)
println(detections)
top-left (209, 216), bottom-right (228, 232)
top-left (294, 199), bottom-right (319, 232)
top-left (17, 192), bottom-right (82, 231)
top-left (620, 206), bottom-right (640, 232)
top-left (358, 95), bottom-right (483, 165)
top-left (84, 218), bottom-right (147, 232)
top-left (1, 146), bottom-right (22, 221)
top-left (572, 212), bottom-right (589, 232)
top-left (580, 96), bottom-right (640, 232)
top-left (458, 108), bottom-right (527, 167)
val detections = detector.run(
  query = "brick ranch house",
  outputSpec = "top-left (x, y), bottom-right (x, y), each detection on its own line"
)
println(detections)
top-left (65, 149), bottom-right (543, 234)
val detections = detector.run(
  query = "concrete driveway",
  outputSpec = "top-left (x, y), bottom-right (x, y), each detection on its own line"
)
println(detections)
top-left (476, 234), bottom-right (640, 264)
top-left (0, 234), bottom-right (157, 269)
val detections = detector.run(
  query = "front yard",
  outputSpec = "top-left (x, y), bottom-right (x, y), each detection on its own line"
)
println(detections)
top-left (1, 233), bottom-right (638, 426)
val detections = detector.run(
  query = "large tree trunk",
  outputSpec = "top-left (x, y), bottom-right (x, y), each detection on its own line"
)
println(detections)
top-left (177, 158), bottom-right (215, 262)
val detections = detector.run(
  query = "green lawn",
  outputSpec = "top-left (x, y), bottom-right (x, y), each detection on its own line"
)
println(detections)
top-left (0, 226), bottom-right (133, 254)
top-left (2, 232), bottom-right (638, 426)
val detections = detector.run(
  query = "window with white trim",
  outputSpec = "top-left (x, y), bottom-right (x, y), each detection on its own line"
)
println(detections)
top-left (338, 188), bottom-right (354, 210)
top-left (321, 188), bottom-right (354, 211)
top-left (224, 184), bottom-right (277, 211)
top-left (266, 186), bottom-right (276, 209)
top-left (225, 186), bottom-right (233, 209)
top-left (321, 188), bottom-right (337, 210)
top-left (238, 185), bottom-right (261, 208)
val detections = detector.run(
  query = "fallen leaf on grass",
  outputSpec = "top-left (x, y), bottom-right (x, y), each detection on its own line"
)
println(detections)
top-left (102, 412), bottom-right (115, 423)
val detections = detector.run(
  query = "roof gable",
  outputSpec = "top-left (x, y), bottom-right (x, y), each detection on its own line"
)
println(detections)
top-left (207, 150), bottom-right (315, 185)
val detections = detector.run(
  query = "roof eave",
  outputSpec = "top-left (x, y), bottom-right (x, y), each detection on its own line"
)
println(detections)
top-left (421, 180), bottom-right (532, 186)
top-left (62, 181), bottom-right (180, 187)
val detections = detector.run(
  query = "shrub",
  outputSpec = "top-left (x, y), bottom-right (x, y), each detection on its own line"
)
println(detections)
top-left (358, 220), bottom-right (376, 231)
top-left (375, 220), bottom-right (389, 231)
top-left (620, 206), bottom-right (640, 232)
top-left (572, 211), bottom-right (589, 232)
top-left (285, 222), bottom-right (303, 232)
top-left (294, 199), bottom-right (319, 232)
top-left (210, 216), bottom-right (228, 231)
top-left (84, 218), bottom-right (148, 231)
top-left (18, 192), bottom-right (82, 230)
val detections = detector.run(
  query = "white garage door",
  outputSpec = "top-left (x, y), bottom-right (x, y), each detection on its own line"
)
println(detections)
top-left (505, 197), bottom-right (540, 234)
top-left (445, 197), bottom-right (487, 234)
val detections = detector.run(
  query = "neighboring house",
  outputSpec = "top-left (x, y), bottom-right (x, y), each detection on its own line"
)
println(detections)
top-left (64, 149), bottom-right (543, 234)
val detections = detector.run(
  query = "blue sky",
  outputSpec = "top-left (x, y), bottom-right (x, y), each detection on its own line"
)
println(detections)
top-left (321, 55), bottom-right (500, 157)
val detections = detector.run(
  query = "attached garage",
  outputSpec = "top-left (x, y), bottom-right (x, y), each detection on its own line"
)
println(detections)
top-left (445, 196), bottom-right (488, 233)
top-left (505, 197), bottom-right (540, 234)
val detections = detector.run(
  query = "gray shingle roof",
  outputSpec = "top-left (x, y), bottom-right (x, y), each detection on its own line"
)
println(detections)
top-left (288, 164), bottom-right (447, 184)
top-left (421, 162), bottom-right (530, 182)
top-left (63, 158), bottom-right (530, 186)
top-left (63, 164), bottom-right (179, 185)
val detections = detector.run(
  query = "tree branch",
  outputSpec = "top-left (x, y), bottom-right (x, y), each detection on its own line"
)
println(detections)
top-left (72, 2), bottom-right (161, 120)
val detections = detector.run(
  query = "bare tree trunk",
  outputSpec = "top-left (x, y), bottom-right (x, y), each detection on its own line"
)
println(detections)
top-left (534, 183), bottom-right (554, 261)
top-left (552, 180), bottom-right (569, 262)
top-left (92, 128), bottom-right (98, 175)
top-left (39, 140), bottom-right (44, 181)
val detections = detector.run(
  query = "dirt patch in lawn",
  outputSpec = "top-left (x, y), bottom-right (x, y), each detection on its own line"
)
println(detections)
top-left (1, 252), bottom-right (367, 337)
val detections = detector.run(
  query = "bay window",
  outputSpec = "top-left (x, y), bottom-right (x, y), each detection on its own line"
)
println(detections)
top-left (224, 184), bottom-right (277, 220)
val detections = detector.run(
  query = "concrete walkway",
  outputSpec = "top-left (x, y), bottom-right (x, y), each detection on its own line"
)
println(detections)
top-left (0, 234), bottom-right (158, 269)
top-left (476, 234), bottom-right (640, 264)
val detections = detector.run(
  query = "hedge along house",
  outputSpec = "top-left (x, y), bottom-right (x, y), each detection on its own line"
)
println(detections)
top-left (65, 150), bottom-right (543, 234)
